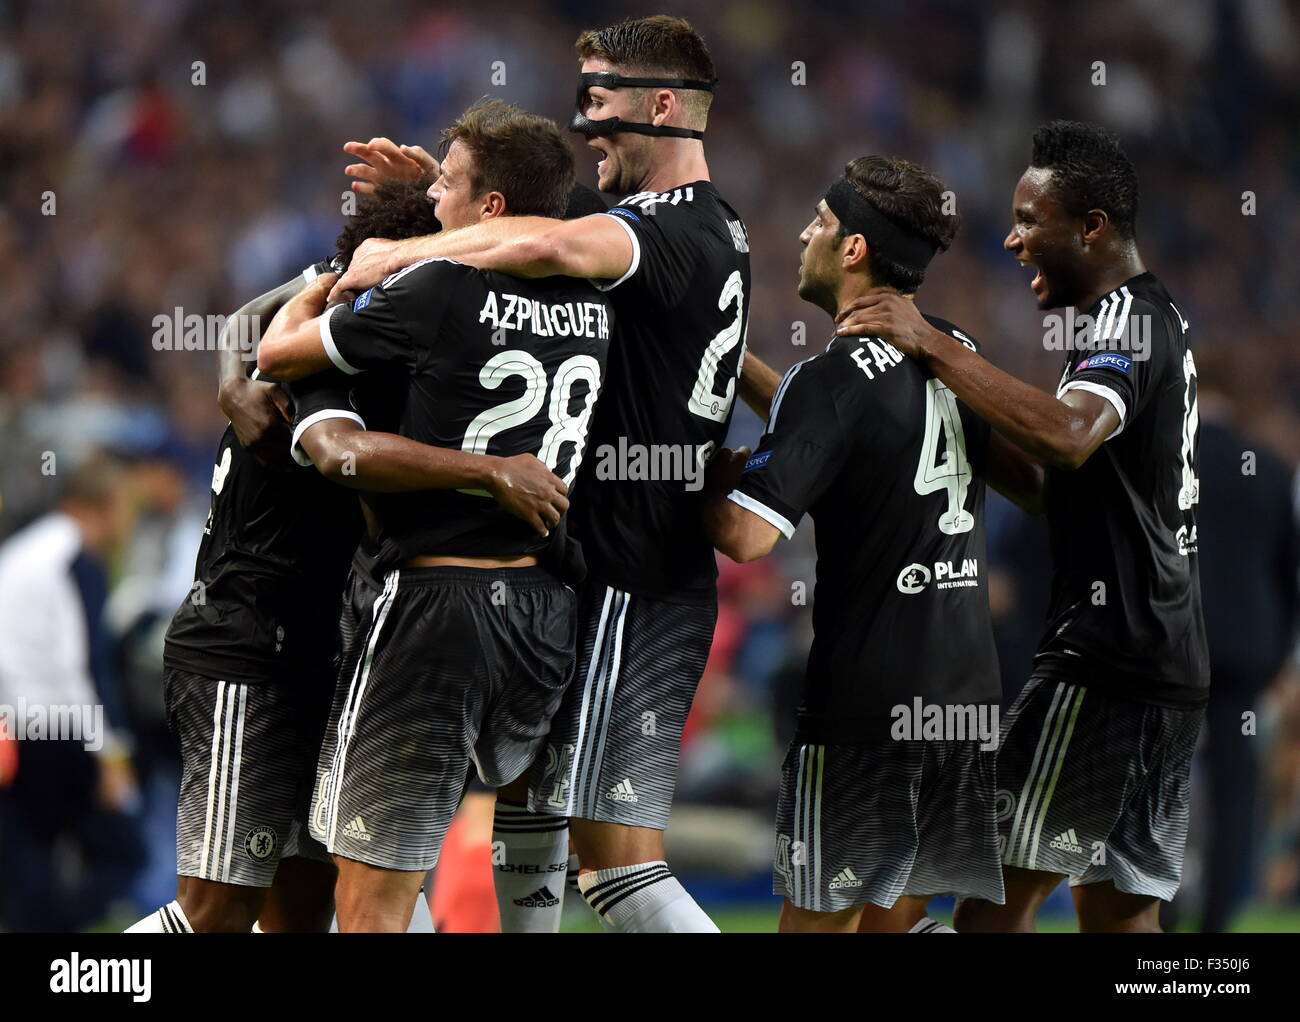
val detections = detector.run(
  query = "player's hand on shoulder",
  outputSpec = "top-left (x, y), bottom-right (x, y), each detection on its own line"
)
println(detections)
top-left (219, 376), bottom-right (294, 471)
top-left (330, 239), bottom-right (399, 302)
top-left (344, 137), bottom-right (439, 196)
top-left (835, 287), bottom-right (930, 357)
top-left (486, 453), bottom-right (570, 537)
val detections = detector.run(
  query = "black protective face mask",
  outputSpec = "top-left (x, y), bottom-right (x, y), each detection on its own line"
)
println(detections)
top-left (569, 71), bottom-right (716, 140)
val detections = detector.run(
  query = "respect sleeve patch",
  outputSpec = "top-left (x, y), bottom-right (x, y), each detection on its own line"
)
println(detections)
top-left (1076, 352), bottom-right (1132, 374)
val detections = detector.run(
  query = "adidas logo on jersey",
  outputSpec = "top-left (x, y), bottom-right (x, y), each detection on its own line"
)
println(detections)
top-left (513, 885), bottom-right (561, 909)
top-left (342, 815), bottom-right (373, 843)
top-left (1049, 829), bottom-right (1084, 855)
top-left (605, 778), bottom-right (639, 803)
top-left (828, 867), bottom-right (864, 890)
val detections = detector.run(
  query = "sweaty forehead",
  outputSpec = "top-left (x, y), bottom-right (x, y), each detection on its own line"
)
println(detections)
top-left (1015, 166), bottom-right (1060, 213)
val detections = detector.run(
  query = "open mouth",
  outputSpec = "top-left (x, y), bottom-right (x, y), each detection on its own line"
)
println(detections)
top-left (1021, 260), bottom-right (1045, 296)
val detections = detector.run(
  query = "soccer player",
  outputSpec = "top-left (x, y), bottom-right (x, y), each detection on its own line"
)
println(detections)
top-left (836, 120), bottom-right (1208, 933)
top-left (333, 16), bottom-right (748, 933)
top-left (126, 179), bottom-right (565, 935)
top-left (257, 99), bottom-right (612, 933)
top-left (702, 157), bottom-right (1044, 933)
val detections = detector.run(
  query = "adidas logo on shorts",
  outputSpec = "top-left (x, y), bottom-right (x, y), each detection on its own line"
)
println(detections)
top-left (828, 867), bottom-right (864, 890)
top-left (1049, 828), bottom-right (1084, 855)
top-left (342, 815), bottom-right (373, 843)
top-left (605, 778), bottom-right (639, 803)
top-left (513, 885), bottom-right (561, 908)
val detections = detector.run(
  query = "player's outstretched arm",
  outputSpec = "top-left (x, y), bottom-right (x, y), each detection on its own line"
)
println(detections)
top-left (296, 418), bottom-right (567, 537)
top-left (737, 352), bottom-right (784, 419)
top-left (217, 277), bottom-right (306, 466)
top-left (700, 446), bottom-right (781, 563)
top-left (257, 274), bottom-right (338, 382)
top-left (836, 291), bottom-right (1118, 471)
top-left (330, 214), bottom-right (634, 300)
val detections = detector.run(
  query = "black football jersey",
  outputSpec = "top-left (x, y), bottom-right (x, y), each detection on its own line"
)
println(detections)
top-left (319, 258), bottom-right (610, 562)
top-left (164, 262), bottom-right (362, 683)
top-left (571, 182), bottom-right (752, 603)
top-left (1036, 271), bottom-right (1209, 707)
top-left (733, 317), bottom-right (1000, 742)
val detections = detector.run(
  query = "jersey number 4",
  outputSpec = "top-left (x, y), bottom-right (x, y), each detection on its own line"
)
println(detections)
top-left (461, 350), bottom-right (602, 486)
top-left (914, 379), bottom-right (975, 535)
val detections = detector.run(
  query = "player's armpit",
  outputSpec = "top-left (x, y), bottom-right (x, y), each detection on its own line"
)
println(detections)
top-left (703, 490), bottom-right (781, 563)
top-left (985, 431), bottom-right (1045, 515)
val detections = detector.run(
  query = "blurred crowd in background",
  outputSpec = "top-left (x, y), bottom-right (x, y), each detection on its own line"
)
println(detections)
top-left (0, 0), bottom-right (1297, 930)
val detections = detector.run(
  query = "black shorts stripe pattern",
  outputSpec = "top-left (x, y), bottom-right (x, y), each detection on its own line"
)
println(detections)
top-left (996, 675), bottom-right (1204, 900)
top-left (167, 669), bottom-right (331, 887)
top-left (311, 565), bottom-right (577, 872)
top-left (528, 581), bottom-right (717, 830)
top-left (774, 740), bottom-right (1004, 913)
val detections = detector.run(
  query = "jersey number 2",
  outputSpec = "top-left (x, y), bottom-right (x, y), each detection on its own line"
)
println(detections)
top-left (687, 270), bottom-right (746, 422)
top-left (915, 379), bottom-right (975, 535)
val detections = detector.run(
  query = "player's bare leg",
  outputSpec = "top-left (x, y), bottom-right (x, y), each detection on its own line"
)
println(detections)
top-left (953, 866), bottom-right (1065, 932)
top-left (174, 875), bottom-right (267, 933)
top-left (333, 856), bottom-right (425, 932)
top-left (257, 855), bottom-right (336, 933)
top-left (1071, 880), bottom-right (1163, 933)
top-left (780, 900), bottom-right (862, 933)
top-left (857, 895), bottom-right (935, 933)
top-left (570, 818), bottom-right (665, 871)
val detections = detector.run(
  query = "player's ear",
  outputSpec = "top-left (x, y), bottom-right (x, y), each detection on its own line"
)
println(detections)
top-left (1081, 208), bottom-right (1108, 245)
top-left (652, 88), bottom-right (674, 125)
top-left (842, 233), bottom-right (870, 273)
top-left (479, 191), bottom-right (508, 221)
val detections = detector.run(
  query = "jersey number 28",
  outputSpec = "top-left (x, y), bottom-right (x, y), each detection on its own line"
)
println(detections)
top-left (461, 350), bottom-right (602, 486)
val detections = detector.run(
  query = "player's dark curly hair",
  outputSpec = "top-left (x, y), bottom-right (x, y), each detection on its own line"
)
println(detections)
top-left (334, 179), bottom-right (441, 268)
top-left (1030, 119), bottom-right (1139, 240)
top-left (839, 155), bottom-right (958, 293)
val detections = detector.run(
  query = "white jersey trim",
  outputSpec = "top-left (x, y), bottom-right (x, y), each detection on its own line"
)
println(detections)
top-left (320, 304), bottom-right (363, 375)
top-left (291, 408), bottom-right (366, 467)
top-left (727, 489), bottom-right (795, 540)
top-left (588, 213), bottom-right (641, 292)
top-left (1057, 379), bottom-right (1127, 440)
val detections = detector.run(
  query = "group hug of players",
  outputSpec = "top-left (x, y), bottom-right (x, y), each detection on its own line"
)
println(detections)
top-left (125, 14), bottom-right (1208, 935)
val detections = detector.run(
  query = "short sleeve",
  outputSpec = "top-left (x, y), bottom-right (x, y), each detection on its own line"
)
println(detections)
top-left (320, 258), bottom-right (462, 376)
top-left (589, 202), bottom-right (697, 306)
top-left (1057, 293), bottom-right (1166, 440)
top-left (730, 359), bottom-right (851, 538)
top-left (286, 370), bottom-right (364, 467)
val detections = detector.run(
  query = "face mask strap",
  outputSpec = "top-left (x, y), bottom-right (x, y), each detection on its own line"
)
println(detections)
top-left (569, 71), bottom-right (716, 140)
